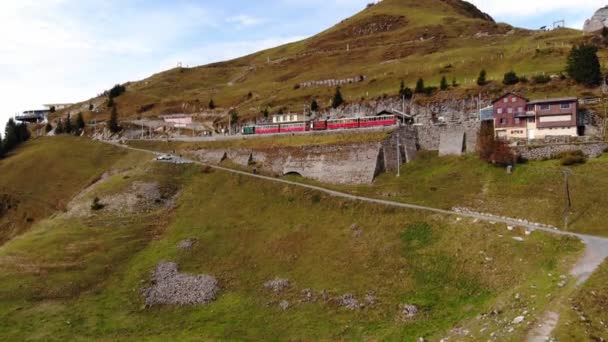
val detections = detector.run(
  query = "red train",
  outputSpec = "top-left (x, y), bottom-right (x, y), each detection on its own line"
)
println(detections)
top-left (243, 115), bottom-right (397, 135)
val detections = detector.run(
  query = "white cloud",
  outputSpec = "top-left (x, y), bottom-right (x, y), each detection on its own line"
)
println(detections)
top-left (226, 15), bottom-right (264, 28)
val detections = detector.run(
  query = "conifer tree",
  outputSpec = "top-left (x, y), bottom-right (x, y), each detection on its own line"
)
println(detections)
top-left (477, 69), bottom-right (487, 86)
top-left (76, 113), bottom-right (85, 132)
top-left (415, 78), bottom-right (425, 93)
top-left (311, 99), bottom-right (319, 112)
top-left (566, 44), bottom-right (601, 86)
top-left (55, 120), bottom-right (64, 134)
top-left (332, 87), bottom-right (344, 108)
top-left (109, 107), bottom-right (120, 133)
top-left (208, 99), bottom-right (216, 110)
top-left (3, 119), bottom-right (18, 151)
top-left (65, 114), bottom-right (73, 134)
top-left (440, 76), bottom-right (449, 91)
top-left (45, 122), bottom-right (53, 134)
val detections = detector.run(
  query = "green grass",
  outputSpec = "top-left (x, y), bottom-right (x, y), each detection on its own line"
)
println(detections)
top-left (294, 151), bottom-right (608, 237)
top-left (555, 260), bottom-right (608, 341)
top-left (0, 147), bottom-right (583, 340)
top-left (0, 136), bottom-right (147, 245)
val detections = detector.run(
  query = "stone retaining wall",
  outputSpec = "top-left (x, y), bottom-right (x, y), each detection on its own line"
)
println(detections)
top-left (189, 128), bottom-right (418, 184)
top-left (415, 121), bottom-right (481, 153)
top-left (516, 142), bottom-right (607, 160)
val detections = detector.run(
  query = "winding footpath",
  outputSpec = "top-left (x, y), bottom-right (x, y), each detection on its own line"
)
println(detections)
top-left (113, 141), bottom-right (608, 340)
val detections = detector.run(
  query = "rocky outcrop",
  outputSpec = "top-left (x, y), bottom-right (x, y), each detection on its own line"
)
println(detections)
top-left (583, 6), bottom-right (608, 33)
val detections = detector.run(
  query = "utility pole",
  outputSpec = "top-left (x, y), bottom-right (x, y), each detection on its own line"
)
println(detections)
top-left (396, 132), bottom-right (401, 177)
top-left (562, 169), bottom-right (573, 229)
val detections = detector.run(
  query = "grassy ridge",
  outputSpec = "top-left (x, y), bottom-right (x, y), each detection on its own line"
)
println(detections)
top-left (0, 142), bottom-right (582, 340)
top-left (58, 0), bottom-right (600, 124)
top-left (0, 137), bottom-right (147, 245)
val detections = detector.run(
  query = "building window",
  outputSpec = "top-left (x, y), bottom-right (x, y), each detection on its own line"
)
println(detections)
top-left (504, 98), bottom-right (508, 103)
top-left (497, 108), bottom-right (503, 114)
top-left (500, 118), bottom-right (506, 124)
top-left (528, 117), bottom-right (535, 123)
top-left (560, 103), bottom-right (571, 109)
top-left (540, 104), bottom-right (550, 110)
top-left (511, 97), bottom-right (517, 103)
top-left (515, 118), bottom-right (520, 124)
top-left (508, 108), bottom-right (513, 114)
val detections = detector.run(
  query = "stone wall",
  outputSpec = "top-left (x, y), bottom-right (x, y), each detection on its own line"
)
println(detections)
top-left (516, 142), bottom-right (607, 160)
top-left (415, 121), bottom-right (481, 153)
top-left (189, 128), bottom-right (418, 184)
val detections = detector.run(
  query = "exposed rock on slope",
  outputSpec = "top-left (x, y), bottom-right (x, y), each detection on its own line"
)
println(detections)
top-left (584, 6), bottom-right (608, 33)
top-left (143, 262), bottom-right (219, 306)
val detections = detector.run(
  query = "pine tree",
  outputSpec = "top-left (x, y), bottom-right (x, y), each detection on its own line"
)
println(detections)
top-left (440, 76), bottom-right (449, 91)
top-left (477, 69), bottom-right (487, 86)
top-left (107, 97), bottom-right (114, 108)
top-left (65, 114), bottom-right (73, 134)
top-left (566, 44), bottom-right (601, 86)
top-left (208, 99), bottom-right (216, 110)
top-left (55, 120), bottom-right (64, 134)
top-left (16, 123), bottom-right (30, 143)
top-left (45, 122), bottom-right (53, 134)
top-left (399, 80), bottom-right (413, 100)
top-left (262, 107), bottom-right (269, 118)
top-left (415, 78), bottom-right (425, 93)
top-left (332, 87), bottom-right (344, 108)
top-left (76, 113), bottom-right (86, 131)
top-left (88, 103), bottom-right (94, 111)
top-left (3, 119), bottom-right (18, 151)
top-left (109, 107), bottom-right (120, 133)
top-left (311, 99), bottom-right (319, 112)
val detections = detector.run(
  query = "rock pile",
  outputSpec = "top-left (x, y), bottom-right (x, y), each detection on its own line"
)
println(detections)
top-left (401, 304), bottom-right (419, 318)
top-left (338, 294), bottom-right (361, 310)
top-left (177, 239), bottom-right (197, 250)
top-left (264, 278), bottom-right (290, 293)
top-left (142, 262), bottom-right (219, 306)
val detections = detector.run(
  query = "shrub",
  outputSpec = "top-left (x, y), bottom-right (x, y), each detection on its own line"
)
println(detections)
top-left (559, 150), bottom-right (587, 166)
top-left (45, 122), bottom-right (53, 133)
top-left (532, 74), bottom-right (551, 84)
top-left (478, 121), bottom-right (516, 166)
top-left (91, 197), bottom-right (105, 211)
top-left (503, 71), bottom-right (519, 85)
top-left (310, 99), bottom-right (319, 112)
top-left (208, 99), bottom-right (216, 110)
top-left (108, 84), bottom-right (126, 99)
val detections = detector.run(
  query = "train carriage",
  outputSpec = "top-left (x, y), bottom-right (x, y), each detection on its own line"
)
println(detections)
top-left (359, 115), bottom-right (397, 128)
top-left (280, 122), bottom-right (309, 133)
top-left (242, 126), bottom-right (256, 135)
top-left (255, 124), bottom-right (280, 134)
top-left (327, 118), bottom-right (359, 130)
top-left (311, 120), bottom-right (328, 131)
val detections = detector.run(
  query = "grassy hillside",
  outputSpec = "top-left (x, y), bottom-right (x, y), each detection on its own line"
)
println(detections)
top-left (0, 137), bottom-right (583, 340)
top-left (555, 260), bottom-right (608, 340)
top-left (0, 137), bottom-right (147, 245)
top-left (55, 0), bottom-right (602, 125)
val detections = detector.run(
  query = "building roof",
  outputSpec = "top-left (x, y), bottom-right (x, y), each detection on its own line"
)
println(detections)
top-left (491, 92), bottom-right (529, 104)
top-left (528, 97), bottom-right (578, 105)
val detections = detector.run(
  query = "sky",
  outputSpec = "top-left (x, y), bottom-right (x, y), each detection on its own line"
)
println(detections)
top-left (0, 0), bottom-right (606, 133)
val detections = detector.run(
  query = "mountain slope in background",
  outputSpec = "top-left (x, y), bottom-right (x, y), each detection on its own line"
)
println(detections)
top-left (58, 0), bottom-right (594, 124)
